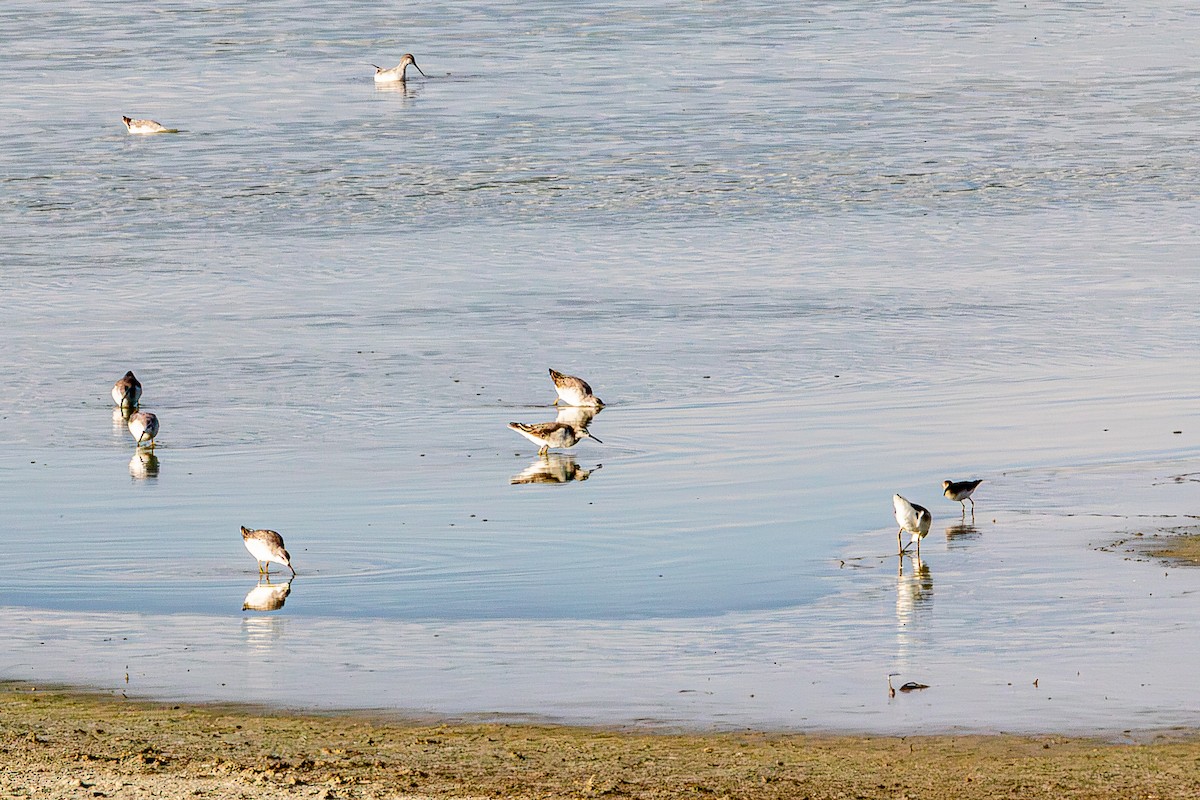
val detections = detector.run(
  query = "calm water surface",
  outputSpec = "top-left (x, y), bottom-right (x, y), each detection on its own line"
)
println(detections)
top-left (2, 0), bottom-right (1200, 732)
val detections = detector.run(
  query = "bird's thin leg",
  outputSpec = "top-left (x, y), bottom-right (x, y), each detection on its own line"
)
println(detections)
top-left (538, 445), bottom-right (548, 456)
top-left (897, 529), bottom-right (905, 555)
top-left (969, 496), bottom-right (975, 509)
top-left (916, 537), bottom-right (921, 558)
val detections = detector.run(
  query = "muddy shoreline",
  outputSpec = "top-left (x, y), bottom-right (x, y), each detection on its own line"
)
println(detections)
top-left (5, 682), bottom-right (1200, 799)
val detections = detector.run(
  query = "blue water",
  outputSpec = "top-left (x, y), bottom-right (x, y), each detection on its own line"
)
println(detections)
top-left (2, 0), bottom-right (1200, 730)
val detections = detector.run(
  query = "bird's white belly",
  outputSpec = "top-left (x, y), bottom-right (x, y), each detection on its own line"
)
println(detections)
top-left (513, 428), bottom-right (547, 445)
top-left (244, 538), bottom-right (281, 563)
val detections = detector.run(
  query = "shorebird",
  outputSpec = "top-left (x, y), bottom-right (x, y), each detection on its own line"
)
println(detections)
top-left (127, 410), bottom-right (159, 449)
top-left (372, 54), bottom-right (427, 83)
top-left (111, 370), bottom-right (141, 410)
top-left (893, 494), bottom-right (932, 556)
top-left (943, 479), bottom-right (983, 510)
top-left (241, 526), bottom-right (296, 577)
top-left (508, 421), bottom-right (601, 456)
top-left (121, 116), bottom-right (179, 134)
top-left (548, 368), bottom-right (604, 408)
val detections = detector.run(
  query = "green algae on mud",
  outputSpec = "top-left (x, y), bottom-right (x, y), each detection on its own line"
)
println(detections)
top-left (4, 683), bottom-right (1200, 800)
top-left (1104, 524), bottom-right (1200, 566)
top-left (1145, 529), bottom-right (1200, 565)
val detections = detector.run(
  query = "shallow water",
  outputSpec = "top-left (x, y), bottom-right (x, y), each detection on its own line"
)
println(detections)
top-left (2, 1), bottom-right (1200, 732)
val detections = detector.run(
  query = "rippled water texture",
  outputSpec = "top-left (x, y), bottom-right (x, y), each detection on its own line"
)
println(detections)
top-left (1, 1), bottom-right (1199, 732)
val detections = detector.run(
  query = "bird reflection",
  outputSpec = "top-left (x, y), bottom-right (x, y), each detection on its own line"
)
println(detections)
top-left (112, 406), bottom-right (133, 431)
top-left (129, 450), bottom-right (160, 480)
top-left (241, 614), bottom-right (288, 654)
top-left (945, 519), bottom-right (981, 548)
top-left (242, 578), bottom-right (292, 612)
top-left (374, 81), bottom-right (420, 99)
top-left (554, 404), bottom-right (601, 430)
top-left (896, 556), bottom-right (933, 619)
top-left (511, 453), bottom-right (600, 485)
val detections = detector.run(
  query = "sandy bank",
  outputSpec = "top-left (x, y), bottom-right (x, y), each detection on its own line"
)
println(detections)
top-left (4, 683), bottom-right (1200, 799)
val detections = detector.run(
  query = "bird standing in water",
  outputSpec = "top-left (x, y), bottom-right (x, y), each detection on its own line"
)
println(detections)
top-left (127, 410), bottom-right (159, 449)
top-left (893, 494), bottom-right (932, 556)
top-left (241, 526), bottom-right (296, 577)
top-left (121, 116), bottom-right (179, 134)
top-left (943, 479), bottom-right (983, 511)
top-left (372, 54), bottom-right (427, 83)
top-left (548, 368), bottom-right (604, 407)
top-left (111, 370), bottom-right (141, 410)
top-left (508, 421), bottom-right (601, 456)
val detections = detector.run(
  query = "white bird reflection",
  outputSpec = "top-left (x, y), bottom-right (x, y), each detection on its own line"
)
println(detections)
top-left (945, 520), bottom-right (981, 549)
top-left (896, 556), bottom-right (933, 623)
top-left (554, 404), bottom-right (601, 430)
top-left (511, 453), bottom-right (600, 485)
top-left (129, 450), bottom-right (160, 480)
top-left (241, 614), bottom-right (288, 655)
top-left (112, 406), bottom-right (133, 432)
top-left (374, 81), bottom-right (420, 99)
top-left (893, 555), bottom-right (934, 675)
top-left (242, 578), bottom-right (292, 612)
